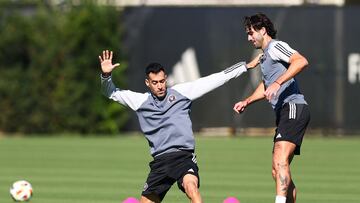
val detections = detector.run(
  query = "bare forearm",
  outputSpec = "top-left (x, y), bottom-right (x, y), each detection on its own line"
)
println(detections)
top-left (245, 82), bottom-right (265, 104)
top-left (275, 53), bottom-right (308, 85)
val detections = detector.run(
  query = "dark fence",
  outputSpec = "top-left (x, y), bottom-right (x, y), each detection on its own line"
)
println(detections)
top-left (122, 6), bottom-right (360, 135)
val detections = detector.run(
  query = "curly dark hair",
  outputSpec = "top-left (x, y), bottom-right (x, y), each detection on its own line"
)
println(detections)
top-left (244, 13), bottom-right (277, 39)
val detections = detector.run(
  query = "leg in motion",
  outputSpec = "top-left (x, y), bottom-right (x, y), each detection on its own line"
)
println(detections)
top-left (286, 153), bottom-right (296, 203)
top-left (272, 141), bottom-right (296, 203)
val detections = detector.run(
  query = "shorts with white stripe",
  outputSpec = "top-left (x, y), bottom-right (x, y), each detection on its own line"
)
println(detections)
top-left (142, 150), bottom-right (200, 200)
top-left (274, 103), bottom-right (310, 155)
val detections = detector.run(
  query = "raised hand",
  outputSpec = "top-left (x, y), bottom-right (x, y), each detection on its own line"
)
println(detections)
top-left (99, 50), bottom-right (120, 74)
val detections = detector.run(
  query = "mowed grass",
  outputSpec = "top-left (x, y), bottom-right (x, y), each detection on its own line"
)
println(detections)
top-left (0, 135), bottom-right (360, 203)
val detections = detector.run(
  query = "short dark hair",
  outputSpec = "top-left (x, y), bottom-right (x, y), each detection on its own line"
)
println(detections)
top-left (145, 62), bottom-right (166, 78)
top-left (244, 13), bottom-right (277, 39)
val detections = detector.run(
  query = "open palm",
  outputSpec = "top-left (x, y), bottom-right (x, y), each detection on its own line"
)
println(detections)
top-left (99, 50), bottom-right (120, 73)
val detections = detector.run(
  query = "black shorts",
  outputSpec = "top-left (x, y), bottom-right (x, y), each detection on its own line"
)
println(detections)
top-left (141, 150), bottom-right (200, 201)
top-left (274, 103), bottom-right (310, 155)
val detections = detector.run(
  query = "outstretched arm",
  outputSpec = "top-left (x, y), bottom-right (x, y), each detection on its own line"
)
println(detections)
top-left (172, 62), bottom-right (247, 101)
top-left (99, 50), bottom-right (148, 111)
top-left (233, 82), bottom-right (265, 114)
top-left (173, 54), bottom-right (262, 101)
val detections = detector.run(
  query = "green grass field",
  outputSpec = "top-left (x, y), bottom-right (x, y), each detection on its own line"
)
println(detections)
top-left (1, 135), bottom-right (359, 203)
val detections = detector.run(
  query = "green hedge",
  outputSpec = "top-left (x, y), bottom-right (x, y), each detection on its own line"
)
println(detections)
top-left (0, 1), bottom-right (128, 134)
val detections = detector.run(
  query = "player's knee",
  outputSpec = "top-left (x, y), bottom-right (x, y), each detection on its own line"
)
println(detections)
top-left (183, 174), bottom-right (199, 195)
top-left (183, 181), bottom-right (199, 197)
top-left (274, 160), bottom-right (289, 172)
top-left (183, 180), bottom-right (199, 199)
top-left (273, 155), bottom-right (290, 170)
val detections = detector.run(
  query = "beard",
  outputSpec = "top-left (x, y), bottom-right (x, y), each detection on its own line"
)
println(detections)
top-left (252, 40), bottom-right (262, 49)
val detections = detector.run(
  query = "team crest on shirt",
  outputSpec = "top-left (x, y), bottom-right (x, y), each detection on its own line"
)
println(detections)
top-left (260, 53), bottom-right (266, 63)
top-left (168, 95), bottom-right (176, 103)
top-left (143, 182), bottom-right (148, 191)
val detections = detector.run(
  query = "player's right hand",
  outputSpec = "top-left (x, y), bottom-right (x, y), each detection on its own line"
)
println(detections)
top-left (233, 100), bottom-right (248, 114)
top-left (99, 50), bottom-right (120, 74)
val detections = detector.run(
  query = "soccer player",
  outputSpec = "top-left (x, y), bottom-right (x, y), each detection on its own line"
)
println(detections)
top-left (233, 13), bottom-right (310, 203)
top-left (99, 50), bottom-right (260, 203)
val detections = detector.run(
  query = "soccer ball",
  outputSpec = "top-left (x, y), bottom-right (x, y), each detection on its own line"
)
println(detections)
top-left (10, 180), bottom-right (33, 201)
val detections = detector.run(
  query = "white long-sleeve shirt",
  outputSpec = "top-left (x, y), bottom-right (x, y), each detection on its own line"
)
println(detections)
top-left (101, 62), bottom-right (247, 157)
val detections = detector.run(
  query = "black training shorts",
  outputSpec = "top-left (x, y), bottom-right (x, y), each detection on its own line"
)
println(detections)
top-left (274, 103), bottom-right (310, 155)
top-left (141, 150), bottom-right (200, 201)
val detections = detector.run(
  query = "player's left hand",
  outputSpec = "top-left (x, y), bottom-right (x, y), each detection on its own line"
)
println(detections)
top-left (264, 82), bottom-right (281, 101)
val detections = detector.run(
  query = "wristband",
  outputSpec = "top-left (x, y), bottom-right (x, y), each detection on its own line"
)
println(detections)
top-left (101, 72), bottom-right (111, 78)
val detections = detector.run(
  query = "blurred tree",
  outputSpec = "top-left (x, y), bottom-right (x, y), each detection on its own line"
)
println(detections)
top-left (0, 0), bottom-right (128, 134)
